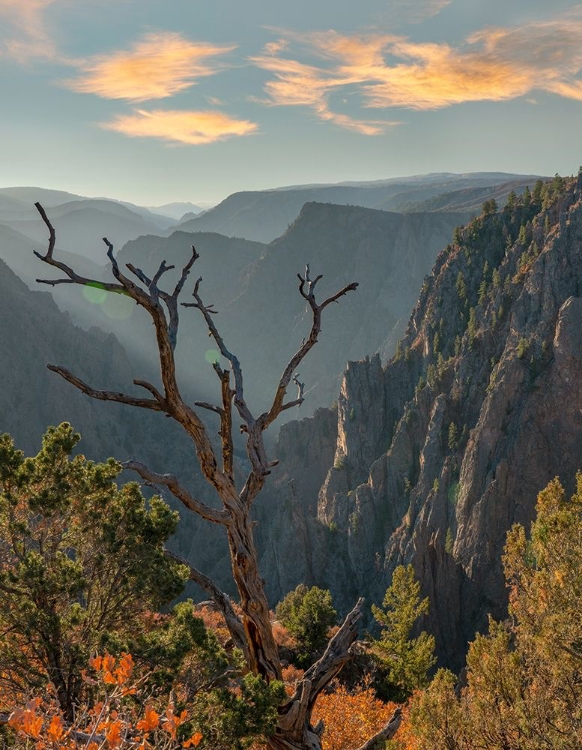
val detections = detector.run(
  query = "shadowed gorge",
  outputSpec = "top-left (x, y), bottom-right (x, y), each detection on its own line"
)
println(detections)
top-left (257, 174), bottom-right (582, 667)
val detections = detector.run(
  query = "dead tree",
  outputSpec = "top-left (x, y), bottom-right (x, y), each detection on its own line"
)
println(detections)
top-left (34, 203), bottom-right (401, 750)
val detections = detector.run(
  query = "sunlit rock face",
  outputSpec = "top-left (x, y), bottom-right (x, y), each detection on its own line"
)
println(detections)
top-left (259, 177), bottom-right (582, 667)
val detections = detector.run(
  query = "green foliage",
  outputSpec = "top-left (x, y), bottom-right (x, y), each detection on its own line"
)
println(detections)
top-left (482, 198), bottom-right (497, 215)
top-left (455, 271), bottom-right (467, 302)
top-left (447, 423), bottom-right (458, 451)
top-left (426, 364), bottom-right (437, 389)
top-left (371, 565), bottom-right (436, 701)
top-left (517, 337), bottom-right (530, 359)
top-left (137, 600), bottom-right (229, 697)
top-left (467, 307), bottom-right (477, 347)
top-left (276, 584), bottom-right (337, 666)
top-left (444, 528), bottom-right (454, 554)
top-left (0, 423), bottom-right (188, 718)
top-left (193, 673), bottom-right (286, 750)
top-left (486, 365), bottom-right (498, 394)
top-left (408, 668), bottom-right (468, 748)
top-left (407, 475), bottom-right (582, 747)
top-left (447, 481), bottom-right (460, 506)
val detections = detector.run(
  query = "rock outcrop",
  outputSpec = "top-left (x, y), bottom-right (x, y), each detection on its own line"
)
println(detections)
top-left (259, 175), bottom-right (582, 666)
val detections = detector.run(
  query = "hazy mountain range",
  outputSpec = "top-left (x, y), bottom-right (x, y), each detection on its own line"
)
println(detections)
top-left (3, 169), bottom-right (580, 668)
top-left (0, 172), bottom-right (546, 418)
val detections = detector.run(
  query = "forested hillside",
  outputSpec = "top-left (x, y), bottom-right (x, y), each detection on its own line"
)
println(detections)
top-left (2, 174), bottom-right (582, 749)
top-left (257, 174), bottom-right (582, 666)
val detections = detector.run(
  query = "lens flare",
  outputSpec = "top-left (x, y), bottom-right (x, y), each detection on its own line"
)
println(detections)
top-left (204, 349), bottom-right (221, 364)
top-left (83, 283), bottom-right (108, 304)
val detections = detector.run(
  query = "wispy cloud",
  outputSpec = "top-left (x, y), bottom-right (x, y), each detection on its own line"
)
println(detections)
top-left (254, 13), bottom-right (582, 128)
top-left (101, 109), bottom-right (258, 145)
top-left (0, 0), bottom-right (58, 61)
top-left (252, 35), bottom-right (400, 135)
top-left (386, 0), bottom-right (452, 24)
top-left (65, 32), bottom-right (236, 101)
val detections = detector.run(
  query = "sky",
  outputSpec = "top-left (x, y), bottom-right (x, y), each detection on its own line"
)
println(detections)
top-left (1, 0), bottom-right (582, 206)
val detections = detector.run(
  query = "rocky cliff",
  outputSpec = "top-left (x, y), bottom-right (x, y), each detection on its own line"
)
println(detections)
top-left (120, 204), bottom-right (467, 417)
top-left (258, 175), bottom-right (582, 666)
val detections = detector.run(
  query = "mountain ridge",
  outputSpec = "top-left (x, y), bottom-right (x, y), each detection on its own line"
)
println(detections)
top-left (255, 174), bottom-right (582, 666)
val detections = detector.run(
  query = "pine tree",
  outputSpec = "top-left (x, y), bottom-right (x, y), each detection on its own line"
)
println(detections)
top-left (0, 424), bottom-right (188, 718)
top-left (371, 565), bottom-right (436, 700)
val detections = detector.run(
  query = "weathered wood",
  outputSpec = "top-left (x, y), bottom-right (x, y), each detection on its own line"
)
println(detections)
top-left (165, 550), bottom-right (252, 665)
top-left (355, 708), bottom-right (403, 749)
top-left (34, 203), bottom-right (363, 749)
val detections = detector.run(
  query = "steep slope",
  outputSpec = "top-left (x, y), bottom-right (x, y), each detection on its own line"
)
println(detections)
top-left (401, 178), bottom-right (540, 214)
top-left (225, 203), bottom-right (468, 415)
top-left (170, 173), bottom-right (538, 243)
top-left (0, 256), bottom-right (234, 592)
top-left (0, 257), bottom-right (163, 460)
top-left (258, 175), bottom-right (582, 666)
top-left (0, 223), bottom-right (105, 285)
top-left (120, 205), bottom-right (466, 416)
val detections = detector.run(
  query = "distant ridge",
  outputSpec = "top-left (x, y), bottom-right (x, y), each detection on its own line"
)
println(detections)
top-left (171, 172), bottom-right (546, 243)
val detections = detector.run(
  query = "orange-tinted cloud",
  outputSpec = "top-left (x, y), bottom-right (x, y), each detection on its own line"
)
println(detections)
top-left (101, 109), bottom-right (258, 145)
top-left (252, 38), bottom-right (399, 135)
top-left (254, 13), bottom-right (582, 126)
top-left (0, 0), bottom-right (58, 61)
top-left (65, 32), bottom-right (235, 101)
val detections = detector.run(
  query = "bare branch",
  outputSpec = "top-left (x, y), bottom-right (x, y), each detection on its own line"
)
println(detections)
top-left (123, 459), bottom-right (228, 525)
top-left (218, 367), bottom-right (235, 479)
top-left (157, 246), bottom-right (200, 351)
top-left (164, 549), bottom-right (251, 663)
top-left (279, 597), bottom-right (365, 738)
top-left (301, 597), bottom-right (364, 703)
top-left (133, 379), bottom-right (166, 404)
top-left (354, 708), bottom-right (403, 750)
top-left (193, 401), bottom-right (224, 416)
top-left (34, 208), bottom-right (224, 497)
top-left (292, 373), bottom-right (305, 401)
top-left (47, 366), bottom-right (164, 411)
top-left (183, 277), bottom-right (255, 427)
top-left (260, 272), bottom-right (358, 430)
top-left (173, 246), bottom-right (199, 297)
top-left (34, 204), bottom-right (126, 294)
top-left (125, 263), bottom-right (152, 287)
top-left (152, 260), bottom-right (175, 289)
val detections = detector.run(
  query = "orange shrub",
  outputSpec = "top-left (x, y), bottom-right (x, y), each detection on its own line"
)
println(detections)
top-left (312, 680), bottom-right (399, 750)
top-left (7, 653), bottom-right (203, 749)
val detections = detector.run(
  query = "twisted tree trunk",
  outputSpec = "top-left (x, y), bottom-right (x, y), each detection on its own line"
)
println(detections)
top-left (33, 204), bottom-right (401, 749)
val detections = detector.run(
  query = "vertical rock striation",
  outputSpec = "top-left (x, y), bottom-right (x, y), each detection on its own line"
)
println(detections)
top-left (261, 175), bottom-right (582, 666)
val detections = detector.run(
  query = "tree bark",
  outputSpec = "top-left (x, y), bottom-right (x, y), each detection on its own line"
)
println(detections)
top-left (32, 206), bottom-right (404, 750)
